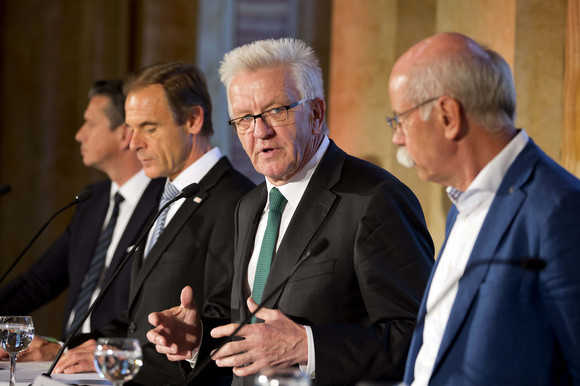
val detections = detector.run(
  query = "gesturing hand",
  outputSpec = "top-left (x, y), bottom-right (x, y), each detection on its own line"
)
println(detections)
top-left (210, 297), bottom-right (308, 377)
top-left (147, 285), bottom-right (202, 361)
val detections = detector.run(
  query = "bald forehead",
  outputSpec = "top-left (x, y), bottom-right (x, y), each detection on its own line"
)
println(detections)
top-left (394, 32), bottom-right (486, 74)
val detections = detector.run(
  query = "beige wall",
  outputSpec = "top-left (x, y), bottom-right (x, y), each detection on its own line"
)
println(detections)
top-left (328, 0), bottom-right (575, 255)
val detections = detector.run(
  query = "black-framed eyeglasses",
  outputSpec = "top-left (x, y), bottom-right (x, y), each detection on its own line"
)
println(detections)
top-left (386, 97), bottom-right (439, 132)
top-left (228, 98), bottom-right (310, 134)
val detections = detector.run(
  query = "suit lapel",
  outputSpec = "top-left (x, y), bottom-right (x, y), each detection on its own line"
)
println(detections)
top-left (128, 157), bottom-right (231, 308)
top-left (259, 141), bottom-right (341, 310)
top-left (75, 185), bottom-right (110, 281)
top-left (233, 185), bottom-right (266, 320)
top-left (102, 178), bottom-right (164, 286)
top-left (433, 140), bottom-right (540, 372)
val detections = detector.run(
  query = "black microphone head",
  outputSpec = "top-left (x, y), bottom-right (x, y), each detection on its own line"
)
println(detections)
top-left (181, 183), bottom-right (200, 199)
top-left (75, 189), bottom-right (93, 203)
top-left (0, 184), bottom-right (11, 196)
top-left (309, 238), bottom-right (329, 257)
top-left (520, 258), bottom-right (546, 271)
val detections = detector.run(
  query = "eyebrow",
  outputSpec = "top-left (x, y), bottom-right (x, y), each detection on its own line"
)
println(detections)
top-left (128, 120), bottom-right (158, 128)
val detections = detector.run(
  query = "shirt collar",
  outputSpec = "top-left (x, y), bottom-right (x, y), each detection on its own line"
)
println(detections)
top-left (265, 135), bottom-right (330, 209)
top-left (111, 169), bottom-right (150, 206)
top-left (446, 129), bottom-right (529, 212)
top-left (170, 147), bottom-right (222, 191)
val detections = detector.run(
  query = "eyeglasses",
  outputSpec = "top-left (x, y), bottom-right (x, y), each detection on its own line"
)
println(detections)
top-left (228, 99), bottom-right (310, 134)
top-left (386, 97), bottom-right (439, 132)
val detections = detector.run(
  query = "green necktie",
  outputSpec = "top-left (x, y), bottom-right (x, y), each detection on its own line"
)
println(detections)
top-left (251, 187), bottom-right (287, 322)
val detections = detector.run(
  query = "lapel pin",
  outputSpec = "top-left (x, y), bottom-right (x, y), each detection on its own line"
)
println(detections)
top-left (193, 196), bottom-right (203, 203)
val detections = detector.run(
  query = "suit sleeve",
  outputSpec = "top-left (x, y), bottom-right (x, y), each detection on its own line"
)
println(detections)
top-left (311, 179), bottom-right (434, 384)
top-left (540, 189), bottom-right (580, 382)
top-left (0, 224), bottom-right (72, 315)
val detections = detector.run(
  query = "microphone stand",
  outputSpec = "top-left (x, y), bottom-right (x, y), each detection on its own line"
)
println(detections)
top-left (0, 190), bottom-right (93, 285)
top-left (44, 183), bottom-right (200, 377)
top-left (181, 238), bottom-right (329, 385)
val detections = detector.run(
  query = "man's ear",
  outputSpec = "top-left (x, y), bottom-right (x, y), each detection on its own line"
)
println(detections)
top-left (186, 106), bottom-right (204, 135)
top-left (310, 98), bottom-right (326, 134)
top-left (437, 96), bottom-right (462, 141)
top-left (118, 124), bottom-right (132, 150)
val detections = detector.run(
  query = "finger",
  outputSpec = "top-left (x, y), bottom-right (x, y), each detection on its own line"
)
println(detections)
top-left (166, 352), bottom-right (195, 362)
top-left (54, 343), bottom-right (95, 373)
top-left (146, 328), bottom-right (167, 347)
top-left (215, 349), bottom-right (253, 370)
top-left (246, 297), bottom-right (272, 321)
top-left (211, 323), bottom-right (240, 339)
top-left (154, 341), bottom-right (181, 355)
top-left (63, 359), bottom-right (97, 374)
top-left (211, 339), bottom-right (248, 361)
top-left (246, 296), bottom-right (259, 314)
top-left (233, 360), bottom-right (264, 377)
top-left (181, 286), bottom-right (195, 309)
top-left (148, 311), bottom-right (165, 328)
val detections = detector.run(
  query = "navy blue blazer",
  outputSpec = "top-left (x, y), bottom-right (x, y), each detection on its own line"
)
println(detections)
top-left (0, 178), bottom-right (164, 338)
top-left (404, 139), bottom-right (580, 385)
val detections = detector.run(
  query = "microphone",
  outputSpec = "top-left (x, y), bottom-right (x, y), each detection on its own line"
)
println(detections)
top-left (0, 184), bottom-right (11, 196)
top-left (182, 238), bottom-right (330, 384)
top-left (45, 183), bottom-right (200, 376)
top-left (0, 189), bottom-right (93, 285)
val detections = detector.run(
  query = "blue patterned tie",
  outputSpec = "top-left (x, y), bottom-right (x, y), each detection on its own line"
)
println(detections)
top-left (251, 187), bottom-right (287, 323)
top-left (67, 192), bottom-right (124, 336)
top-left (145, 182), bottom-right (180, 258)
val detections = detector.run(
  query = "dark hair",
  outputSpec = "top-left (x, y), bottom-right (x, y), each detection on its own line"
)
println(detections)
top-left (88, 79), bottom-right (126, 130)
top-left (124, 62), bottom-right (213, 136)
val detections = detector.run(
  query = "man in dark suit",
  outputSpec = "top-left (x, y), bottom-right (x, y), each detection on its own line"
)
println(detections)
top-left (0, 79), bottom-right (164, 361)
top-left (55, 63), bottom-right (254, 385)
top-left (148, 38), bottom-right (434, 385)
top-left (387, 33), bottom-right (580, 385)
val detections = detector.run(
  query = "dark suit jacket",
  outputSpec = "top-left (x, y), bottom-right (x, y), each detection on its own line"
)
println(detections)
top-left (404, 139), bottom-right (580, 385)
top-left (231, 141), bottom-right (434, 386)
top-left (126, 157), bottom-right (254, 386)
top-left (0, 178), bottom-right (164, 338)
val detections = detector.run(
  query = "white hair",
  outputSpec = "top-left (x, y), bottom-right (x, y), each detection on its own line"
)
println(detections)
top-left (408, 47), bottom-right (517, 131)
top-left (219, 38), bottom-right (325, 122)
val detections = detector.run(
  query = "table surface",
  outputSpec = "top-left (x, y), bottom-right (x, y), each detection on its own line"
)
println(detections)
top-left (0, 360), bottom-right (112, 385)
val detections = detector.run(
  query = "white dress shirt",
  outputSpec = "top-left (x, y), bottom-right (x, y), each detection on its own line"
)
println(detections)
top-left (68, 169), bottom-right (151, 333)
top-left (247, 135), bottom-right (330, 377)
top-left (412, 130), bottom-right (529, 385)
top-left (143, 147), bottom-right (222, 255)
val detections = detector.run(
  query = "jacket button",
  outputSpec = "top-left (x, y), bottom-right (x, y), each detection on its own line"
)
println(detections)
top-left (128, 322), bottom-right (137, 333)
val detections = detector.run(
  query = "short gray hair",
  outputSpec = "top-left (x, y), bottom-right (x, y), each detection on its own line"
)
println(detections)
top-left (406, 46), bottom-right (516, 131)
top-left (219, 38), bottom-right (325, 116)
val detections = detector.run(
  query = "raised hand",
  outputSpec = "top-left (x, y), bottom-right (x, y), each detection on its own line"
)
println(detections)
top-left (147, 285), bottom-right (202, 361)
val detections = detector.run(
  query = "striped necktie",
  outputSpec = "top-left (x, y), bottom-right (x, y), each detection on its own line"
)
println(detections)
top-left (67, 192), bottom-right (124, 336)
top-left (145, 182), bottom-right (180, 258)
top-left (251, 187), bottom-right (287, 323)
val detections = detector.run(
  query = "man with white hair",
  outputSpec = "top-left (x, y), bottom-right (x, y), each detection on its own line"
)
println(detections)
top-left (147, 38), bottom-right (435, 385)
top-left (388, 32), bottom-right (580, 385)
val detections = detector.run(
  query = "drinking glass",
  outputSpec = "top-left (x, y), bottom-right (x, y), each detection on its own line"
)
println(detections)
top-left (0, 316), bottom-right (35, 386)
top-left (254, 367), bottom-right (311, 386)
top-left (94, 337), bottom-right (142, 386)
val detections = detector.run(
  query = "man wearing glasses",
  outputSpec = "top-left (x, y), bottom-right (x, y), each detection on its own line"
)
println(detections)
top-left (147, 38), bottom-right (434, 385)
top-left (388, 32), bottom-right (580, 385)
